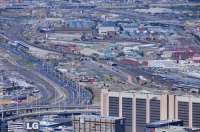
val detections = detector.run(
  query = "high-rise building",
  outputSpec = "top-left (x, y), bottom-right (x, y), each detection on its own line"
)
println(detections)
top-left (101, 89), bottom-right (200, 132)
top-left (72, 115), bottom-right (125, 132)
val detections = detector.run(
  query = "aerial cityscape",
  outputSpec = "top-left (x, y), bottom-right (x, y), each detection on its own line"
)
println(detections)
top-left (0, 0), bottom-right (200, 132)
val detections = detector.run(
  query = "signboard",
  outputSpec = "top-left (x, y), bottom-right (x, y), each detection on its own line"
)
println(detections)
top-left (120, 120), bottom-right (124, 125)
top-left (24, 121), bottom-right (39, 132)
top-left (80, 119), bottom-right (84, 124)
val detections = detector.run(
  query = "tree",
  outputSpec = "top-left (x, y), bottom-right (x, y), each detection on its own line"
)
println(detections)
top-left (140, 52), bottom-right (145, 57)
top-left (119, 52), bottom-right (125, 57)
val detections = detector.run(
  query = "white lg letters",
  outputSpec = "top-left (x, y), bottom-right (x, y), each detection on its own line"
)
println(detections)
top-left (27, 122), bottom-right (39, 130)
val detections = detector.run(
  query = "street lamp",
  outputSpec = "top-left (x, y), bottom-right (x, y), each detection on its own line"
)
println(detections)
top-left (87, 97), bottom-right (89, 109)
top-left (31, 95), bottom-right (32, 110)
top-left (73, 92), bottom-right (74, 105)
top-left (27, 94), bottom-right (28, 106)
top-left (55, 89), bottom-right (57, 105)
top-left (17, 94), bottom-right (18, 114)
top-left (79, 83), bottom-right (80, 105)
top-left (1, 98), bottom-right (3, 120)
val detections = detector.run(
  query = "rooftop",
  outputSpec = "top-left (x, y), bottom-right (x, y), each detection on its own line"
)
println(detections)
top-left (100, 22), bottom-right (116, 27)
top-left (146, 119), bottom-right (183, 128)
top-left (73, 115), bottom-right (124, 120)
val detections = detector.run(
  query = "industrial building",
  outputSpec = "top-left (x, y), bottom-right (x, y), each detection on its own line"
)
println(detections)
top-left (120, 23), bottom-right (138, 32)
top-left (72, 115), bottom-right (125, 132)
top-left (98, 22), bottom-right (116, 36)
top-left (68, 20), bottom-right (91, 28)
top-left (101, 89), bottom-right (200, 132)
top-left (53, 27), bottom-right (93, 36)
top-left (142, 60), bottom-right (178, 68)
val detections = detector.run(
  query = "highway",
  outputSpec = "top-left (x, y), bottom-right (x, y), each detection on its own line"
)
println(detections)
top-left (0, 43), bottom-right (93, 107)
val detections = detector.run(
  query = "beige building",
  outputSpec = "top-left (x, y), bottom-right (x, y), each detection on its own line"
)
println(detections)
top-left (101, 89), bottom-right (200, 132)
top-left (72, 115), bottom-right (125, 132)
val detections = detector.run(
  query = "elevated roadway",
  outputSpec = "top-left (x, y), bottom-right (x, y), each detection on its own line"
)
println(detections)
top-left (3, 109), bottom-right (100, 121)
top-left (1, 105), bottom-right (100, 113)
top-left (96, 3), bottom-right (200, 9)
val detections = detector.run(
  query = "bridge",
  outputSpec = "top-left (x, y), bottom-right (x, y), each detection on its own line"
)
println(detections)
top-left (3, 109), bottom-right (100, 121)
top-left (0, 105), bottom-right (100, 117)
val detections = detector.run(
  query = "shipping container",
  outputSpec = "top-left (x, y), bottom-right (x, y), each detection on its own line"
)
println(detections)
top-left (122, 58), bottom-right (139, 65)
top-left (12, 95), bottom-right (27, 100)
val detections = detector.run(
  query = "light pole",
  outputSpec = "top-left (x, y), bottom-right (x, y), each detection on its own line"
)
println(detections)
top-left (1, 98), bottom-right (3, 120)
top-left (27, 95), bottom-right (28, 106)
top-left (79, 83), bottom-right (80, 105)
top-left (36, 98), bottom-right (37, 111)
top-left (17, 94), bottom-right (18, 114)
top-left (59, 96), bottom-right (60, 111)
top-left (87, 97), bottom-right (88, 109)
top-left (31, 95), bottom-right (32, 109)
top-left (55, 89), bottom-right (57, 105)
top-left (39, 98), bottom-right (40, 117)
top-left (73, 92), bottom-right (74, 105)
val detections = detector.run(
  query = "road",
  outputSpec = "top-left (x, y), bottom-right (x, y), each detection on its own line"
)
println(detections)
top-left (3, 108), bottom-right (100, 121)
top-left (0, 43), bottom-right (93, 107)
top-left (0, 60), bottom-right (49, 106)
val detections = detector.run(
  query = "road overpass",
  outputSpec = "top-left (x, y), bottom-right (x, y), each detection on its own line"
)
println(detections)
top-left (3, 109), bottom-right (100, 121)
top-left (1, 105), bottom-right (100, 117)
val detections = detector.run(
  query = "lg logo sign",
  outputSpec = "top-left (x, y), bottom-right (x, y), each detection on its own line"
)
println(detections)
top-left (25, 122), bottom-right (39, 130)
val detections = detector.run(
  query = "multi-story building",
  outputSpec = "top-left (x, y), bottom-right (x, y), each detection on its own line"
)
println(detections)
top-left (101, 89), bottom-right (200, 132)
top-left (8, 122), bottom-right (24, 132)
top-left (72, 115), bottom-right (125, 132)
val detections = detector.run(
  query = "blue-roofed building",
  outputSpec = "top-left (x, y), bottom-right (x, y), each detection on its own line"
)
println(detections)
top-left (68, 20), bottom-right (92, 28)
top-left (100, 21), bottom-right (116, 27)
top-left (120, 23), bottom-right (138, 32)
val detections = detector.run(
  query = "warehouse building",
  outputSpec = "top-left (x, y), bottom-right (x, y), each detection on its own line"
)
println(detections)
top-left (54, 27), bottom-right (93, 36)
top-left (142, 60), bottom-right (178, 68)
top-left (98, 22), bottom-right (116, 36)
top-left (72, 115), bottom-right (125, 132)
top-left (101, 89), bottom-right (200, 132)
top-left (121, 23), bottom-right (138, 32)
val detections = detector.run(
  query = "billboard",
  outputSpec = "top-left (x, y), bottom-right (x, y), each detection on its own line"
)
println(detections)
top-left (24, 121), bottom-right (39, 132)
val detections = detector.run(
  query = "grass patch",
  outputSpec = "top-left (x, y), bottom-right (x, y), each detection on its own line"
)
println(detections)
top-left (20, 59), bottom-right (35, 69)
top-left (9, 54), bottom-right (35, 69)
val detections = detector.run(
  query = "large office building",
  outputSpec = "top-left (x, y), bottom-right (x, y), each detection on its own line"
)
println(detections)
top-left (72, 115), bottom-right (125, 132)
top-left (101, 89), bottom-right (200, 132)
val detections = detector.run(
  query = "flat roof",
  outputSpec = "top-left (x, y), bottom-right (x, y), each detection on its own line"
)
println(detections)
top-left (54, 27), bottom-right (92, 32)
top-left (146, 119), bottom-right (183, 127)
top-left (73, 115), bottom-right (124, 120)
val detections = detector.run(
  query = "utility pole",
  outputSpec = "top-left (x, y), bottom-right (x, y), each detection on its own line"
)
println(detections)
top-left (79, 83), bottom-right (80, 105)
top-left (17, 95), bottom-right (18, 114)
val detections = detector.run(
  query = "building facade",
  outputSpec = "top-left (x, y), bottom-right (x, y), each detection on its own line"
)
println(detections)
top-left (8, 122), bottom-right (24, 132)
top-left (72, 115), bottom-right (125, 132)
top-left (101, 89), bottom-right (200, 132)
